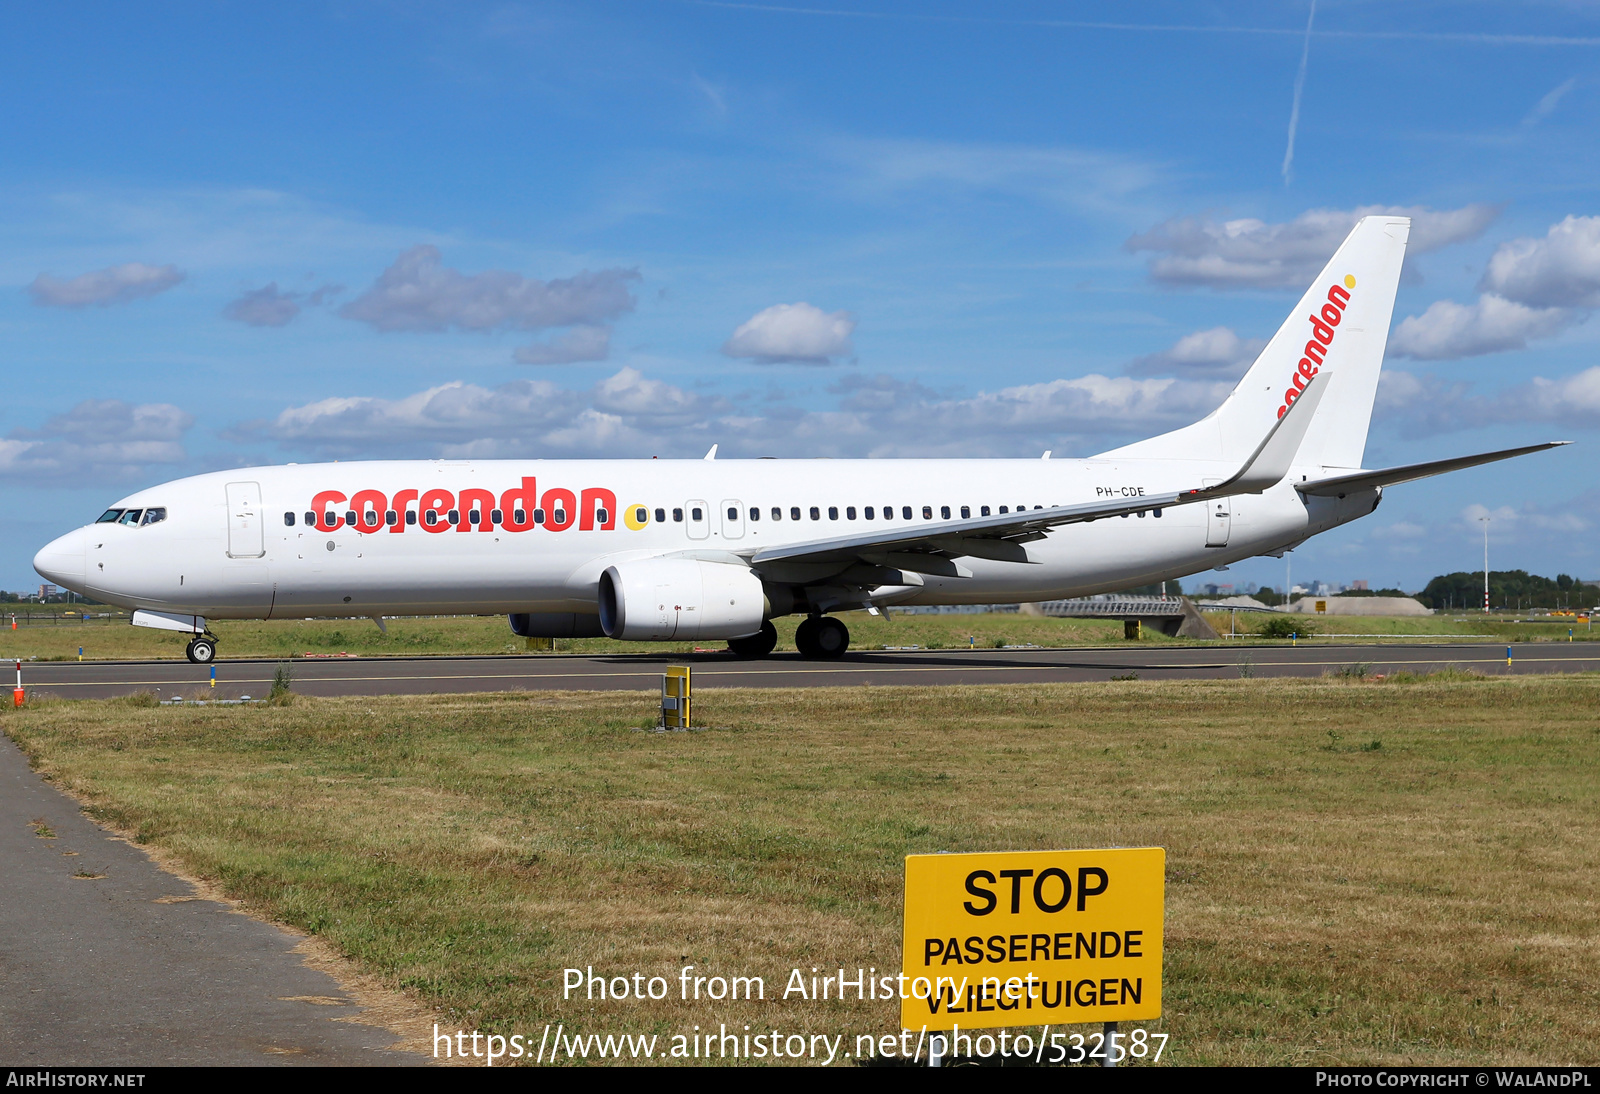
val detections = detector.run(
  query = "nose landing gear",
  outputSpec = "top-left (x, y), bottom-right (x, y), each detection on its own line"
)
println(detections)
top-left (184, 636), bottom-right (217, 664)
top-left (794, 615), bottom-right (849, 659)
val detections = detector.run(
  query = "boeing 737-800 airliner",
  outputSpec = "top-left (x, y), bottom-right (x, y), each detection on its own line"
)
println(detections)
top-left (32, 217), bottom-right (1565, 662)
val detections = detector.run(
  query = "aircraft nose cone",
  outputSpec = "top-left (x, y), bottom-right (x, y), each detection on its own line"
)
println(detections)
top-left (33, 527), bottom-right (87, 587)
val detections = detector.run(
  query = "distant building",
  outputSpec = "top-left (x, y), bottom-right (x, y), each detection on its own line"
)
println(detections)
top-left (38, 584), bottom-right (57, 600)
top-left (1351, 580), bottom-right (1369, 591)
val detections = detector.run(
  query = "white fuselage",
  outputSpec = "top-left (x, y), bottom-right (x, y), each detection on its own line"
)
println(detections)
top-left (33, 456), bottom-right (1378, 620)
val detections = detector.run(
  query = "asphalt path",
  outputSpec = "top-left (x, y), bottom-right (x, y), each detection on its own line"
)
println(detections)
top-left (14, 642), bottom-right (1598, 700)
top-left (0, 733), bottom-right (423, 1066)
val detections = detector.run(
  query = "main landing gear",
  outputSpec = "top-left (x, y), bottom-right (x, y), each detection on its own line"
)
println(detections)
top-left (727, 620), bottom-right (779, 659)
top-left (794, 615), bottom-right (849, 660)
top-left (184, 636), bottom-right (217, 664)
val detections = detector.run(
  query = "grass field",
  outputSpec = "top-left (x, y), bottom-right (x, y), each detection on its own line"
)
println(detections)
top-left (5, 674), bottom-right (1597, 1065)
top-left (2, 609), bottom-right (1593, 662)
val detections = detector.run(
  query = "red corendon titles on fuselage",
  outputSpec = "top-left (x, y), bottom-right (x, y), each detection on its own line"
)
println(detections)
top-left (306, 478), bottom-right (618, 534)
top-left (1277, 276), bottom-right (1355, 419)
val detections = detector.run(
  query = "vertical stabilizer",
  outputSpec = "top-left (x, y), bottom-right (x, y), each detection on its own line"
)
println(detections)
top-left (1098, 215), bottom-right (1409, 470)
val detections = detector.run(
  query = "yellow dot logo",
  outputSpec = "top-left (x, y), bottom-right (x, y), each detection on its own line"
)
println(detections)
top-left (623, 503), bottom-right (650, 531)
top-left (1344, 274), bottom-right (1356, 289)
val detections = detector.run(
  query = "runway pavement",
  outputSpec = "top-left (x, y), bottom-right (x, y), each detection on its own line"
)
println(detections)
top-left (13, 641), bottom-right (1598, 701)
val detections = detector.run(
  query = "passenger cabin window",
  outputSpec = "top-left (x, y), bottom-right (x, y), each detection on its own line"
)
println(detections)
top-left (364, 510), bottom-right (381, 528)
top-left (97, 509), bottom-right (124, 523)
top-left (902, 506), bottom-right (912, 520)
top-left (491, 509), bottom-right (504, 524)
top-left (846, 506), bottom-right (856, 520)
top-left (448, 510), bottom-right (461, 525)
top-left (387, 510), bottom-right (400, 526)
top-left (553, 508), bottom-right (567, 524)
top-left (922, 506), bottom-right (933, 520)
top-left (655, 508), bottom-right (666, 522)
top-left (535, 508), bottom-right (548, 524)
top-left (809, 507), bottom-right (820, 521)
top-left (883, 506), bottom-right (893, 519)
top-left (305, 511), bottom-right (317, 526)
top-left (468, 509), bottom-right (482, 525)
top-left (865, 507), bottom-right (875, 520)
top-left (960, 506), bottom-right (970, 519)
top-left (284, 512), bottom-right (296, 527)
top-left (635, 507), bottom-right (648, 524)
top-left (345, 510), bottom-right (358, 526)
top-left (672, 508), bottom-right (683, 522)
top-left (771, 507), bottom-right (782, 521)
top-left (749, 507), bottom-right (759, 522)
top-left (941, 506), bottom-right (951, 520)
top-left (406, 510), bottom-right (418, 526)
top-left (980, 505), bottom-right (990, 517)
top-left (790, 507), bottom-right (801, 521)
top-left (596, 508), bottom-right (609, 525)
top-left (727, 507), bottom-right (738, 521)
top-left (117, 509), bottom-right (143, 526)
top-left (999, 506), bottom-right (1009, 514)
top-left (828, 506), bottom-right (838, 520)
top-left (690, 507), bottom-right (702, 522)
top-left (425, 510), bottom-right (439, 527)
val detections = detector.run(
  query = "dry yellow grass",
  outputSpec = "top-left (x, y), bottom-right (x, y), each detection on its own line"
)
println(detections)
top-left (4, 674), bottom-right (1597, 1065)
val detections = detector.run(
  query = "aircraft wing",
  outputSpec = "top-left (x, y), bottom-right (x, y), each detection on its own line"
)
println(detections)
top-left (1295, 441), bottom-right (1569, 498)
top-left (746, 374), bottom-right (1333, 577)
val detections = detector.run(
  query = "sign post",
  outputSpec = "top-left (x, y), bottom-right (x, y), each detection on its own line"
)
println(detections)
top-left (661, 666), bottom-right (691, 730)
top-left (901, 847), bottom-right (1164, 1064)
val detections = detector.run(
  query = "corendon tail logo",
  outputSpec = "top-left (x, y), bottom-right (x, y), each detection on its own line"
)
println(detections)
top-left (1277, 274), bottom-right (1355, 419)
top-left (306, 477), bottom-right (619, 534)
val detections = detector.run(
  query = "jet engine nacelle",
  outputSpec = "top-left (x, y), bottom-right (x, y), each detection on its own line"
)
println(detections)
top-left (599, 558), bottom-right (767, 641)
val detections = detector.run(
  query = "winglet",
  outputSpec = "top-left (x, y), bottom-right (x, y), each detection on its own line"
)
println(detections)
top-left (704, 444), bottom-right (718, 460)
top-left (1186, 370), bottom-right (1330, 501)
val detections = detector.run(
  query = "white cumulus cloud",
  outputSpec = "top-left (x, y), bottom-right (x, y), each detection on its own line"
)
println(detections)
top-left (28, 263), bottom-right (185, 308)
top-left (340, 245), bottom-right (639, 334)
top-left (245, 365), bottom-right (1232, 463)
top-left (0, 400), bottom-right (194, 483)
top-left (1125, 326), bottom-right (1266, 378)
top-left (1387, 294), bottom-right (1578, 360)
top-left (722, 302), bottom-right (856, 364)
top-left (1480, 215), bottom-right (1600, 310)
top-left (1126, 204), bottom-right (1499, 290)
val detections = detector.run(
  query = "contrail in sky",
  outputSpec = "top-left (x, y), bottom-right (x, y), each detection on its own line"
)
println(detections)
top-left (685, 1), bottom-right (1600, 47)
top-left (1282, 0), bottom-right (1318, 186)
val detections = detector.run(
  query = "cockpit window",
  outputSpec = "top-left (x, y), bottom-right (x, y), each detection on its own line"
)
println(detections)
top-left (141, 508), bottom-right (167, 526)
top-left (116, 509), bottom-right (144, 526)
top-left (96, 509), bottom-right (124, 523)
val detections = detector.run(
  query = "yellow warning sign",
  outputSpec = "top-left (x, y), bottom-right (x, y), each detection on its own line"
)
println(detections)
top-left (900, 848), bottom-right (1164, 1030)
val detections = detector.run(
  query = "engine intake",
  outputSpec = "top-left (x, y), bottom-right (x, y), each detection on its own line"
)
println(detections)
top-left (598, 558), bottom-right (766, 641)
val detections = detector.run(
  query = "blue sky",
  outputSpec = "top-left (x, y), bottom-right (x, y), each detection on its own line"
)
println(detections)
top-left (4, 1), bottom-right (1599, 593)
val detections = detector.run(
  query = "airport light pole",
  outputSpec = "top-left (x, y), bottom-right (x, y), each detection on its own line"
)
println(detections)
top-left (1479, 516), bottom-right (1490, 613)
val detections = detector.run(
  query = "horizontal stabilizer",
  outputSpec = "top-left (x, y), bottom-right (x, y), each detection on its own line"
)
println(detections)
top-left (1295, 442), bottom-right (1570, 497)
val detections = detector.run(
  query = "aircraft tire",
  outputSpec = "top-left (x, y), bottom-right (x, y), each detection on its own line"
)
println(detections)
top-left (186, 637), bottom-right (216, 664)
top-left (727, 620), bottom-right (778, 659)
top-left (796, 616), bottom-right (848, 660)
